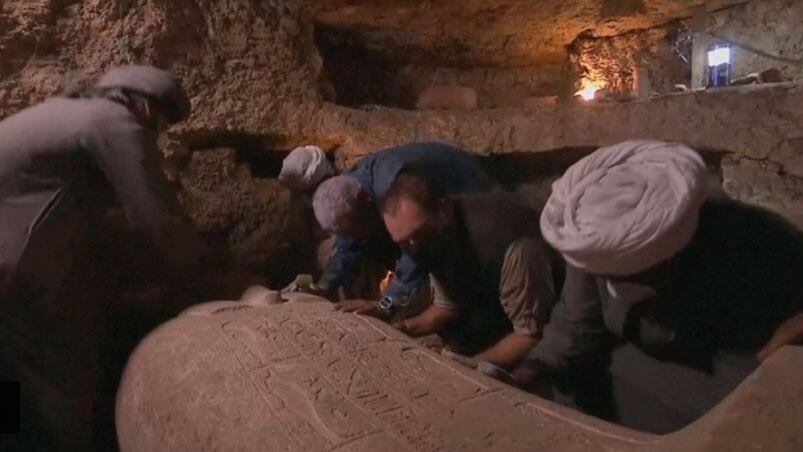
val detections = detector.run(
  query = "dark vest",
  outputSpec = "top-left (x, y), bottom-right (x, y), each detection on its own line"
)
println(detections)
top-left (429, 193), bottom-right (560, 354)
top-left (595, 200), bottom-right (803, 360)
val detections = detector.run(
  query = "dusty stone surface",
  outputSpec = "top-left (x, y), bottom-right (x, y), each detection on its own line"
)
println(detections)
top-left (310, 83), bottom-right (803, 165)
top-left (2, 0), bottom-right (803, 281)
top-left (315, 24), bottom-right (569, 108)
top-left (711, 0), bottom-right (803, 82)
top-left (178, 148), bottom-right (313, 284)
top-left (415, 86), bottom-right (478, 110)
top-left (116, 291), bottom-right (803, 451)
top-left (0, 0), bottom-right (322, 133)
top-left (570, 25), bottom-right (690, 95)
top-left (310, 82), bottom-right (803, 228)
top-left (572, 0), bottom-right (803, 96)
top-left (0, 0), bottom-right (325, 280)
top-left (299, 0), bottom-right (746, 67)
top-left (722, 155), bottom-right (803, 228)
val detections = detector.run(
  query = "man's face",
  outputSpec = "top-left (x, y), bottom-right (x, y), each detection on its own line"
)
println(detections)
top-left (382, 196), bottom-right (447, 255)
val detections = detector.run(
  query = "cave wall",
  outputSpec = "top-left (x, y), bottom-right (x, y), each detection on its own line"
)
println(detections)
top-left (710, 0), bottom-right (803, 81)
top-left (572, 0), bottom-right (803, 95)
top-left (325, 62), bottom-right (570, 110)
top-left (308, 82), bottom-right (803, 228)
top-left (388, 64), bottom-right (568, 109)
top-left (570, 25), bottom-right (689, 95)
top-left (0, 0), bottom-right (323, 132)
top-left (2, 0), bottom-right (803, 280)
top-left (0, 0), bottom-right (325, 281)
top-left (315, 25), bottom-right (569, 109)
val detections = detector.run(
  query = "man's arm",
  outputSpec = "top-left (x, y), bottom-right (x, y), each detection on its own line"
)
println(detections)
top-left (528, 265), bottom-right (608, 370)
top-left (759, 312), bottom-right (803, 361)
top-left (318, 234), bottom-right (362, 295)
top-left (469, 239), bottom-right (558, 369)
top-left (393, 276), bottom-right (458, 335)
top-left (84, 115), bottom-right (202, 272)
top-left (472, 333), bottom-right (538, 369)
top-left (382, 250), bottom-right (429, 306)
top-left (395, 305), bottom-right (457, 337)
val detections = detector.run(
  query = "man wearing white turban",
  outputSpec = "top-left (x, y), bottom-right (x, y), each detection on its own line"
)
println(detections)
top-left (278, 145), bottom-right (335, 193)
top-left (515, 140), bottom-right (803, 433)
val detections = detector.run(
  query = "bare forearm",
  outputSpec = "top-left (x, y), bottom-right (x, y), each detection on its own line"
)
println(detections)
top-left (400, 306), bottom-right (457, 337)
top-left (474, 333), bottom-right (538, 369)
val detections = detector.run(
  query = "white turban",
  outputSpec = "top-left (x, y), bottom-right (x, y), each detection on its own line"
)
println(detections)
top-left (540, 140), bottom-right (708, 276)
top-left (279, 145), bottom-right (334, 191)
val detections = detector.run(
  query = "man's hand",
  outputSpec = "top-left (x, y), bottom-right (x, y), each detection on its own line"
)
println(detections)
top-left (441, 349), bottom-right (479, 368)
top-left (283, 275), bottom-right (328, 296)
top-left (510, 359), bottom-right (551, 394)
top-left (334, 299), bottom-right (391, 321)
top-left (471, 333), bottom-right (537, 370)
top-left (758, 312), bottom-right (803, 362)
top-left (416, 334), bottom-right (444, 352)
top-left (391, 320), bottom-right (409, 334)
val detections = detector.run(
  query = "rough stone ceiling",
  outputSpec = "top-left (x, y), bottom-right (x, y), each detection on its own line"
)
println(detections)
top-left (301, 0), bottom-right (748, 67)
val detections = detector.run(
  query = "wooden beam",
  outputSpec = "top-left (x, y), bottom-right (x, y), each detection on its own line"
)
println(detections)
top-left (691, 5), bottom-right (708, 89)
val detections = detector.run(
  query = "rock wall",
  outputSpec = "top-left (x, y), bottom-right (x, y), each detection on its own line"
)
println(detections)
top-left (3, 0), bottom-right (803, 281)
top-left (0, 0), bottom-right (326, 280)
top-left (308, 83), bottom-right (803, 227)
top-left (315, 25), bottom-right (569, 109)
top-left (571, 0), bottom-right (803, 95)
top-left (0, 0), bottom-right (322, 130)
top-left (570, 24), bottom-right (689, 95)
top-left (710, 0), bottom-right (803, 81)
top-left (392, 64), bottom-right (569, 109)
top-left (178, 148), bottom-right (313, 285)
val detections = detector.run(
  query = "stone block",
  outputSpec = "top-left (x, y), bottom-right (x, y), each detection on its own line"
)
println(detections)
top-left (522, 96), bottom-right (558, 109)
top-left (416, 86), bottom-right (478, 110)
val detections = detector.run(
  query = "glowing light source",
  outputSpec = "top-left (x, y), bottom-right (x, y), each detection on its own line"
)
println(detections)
top-left (574, 79), bottom-right (604, 101)
top-left (707, 46), bottom-right (731, 67)
top-left (379, 271), bottom-right (394, 293)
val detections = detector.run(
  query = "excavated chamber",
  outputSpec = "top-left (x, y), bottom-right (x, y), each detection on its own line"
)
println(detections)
top-left (116, 288), bottom-right (803, 451)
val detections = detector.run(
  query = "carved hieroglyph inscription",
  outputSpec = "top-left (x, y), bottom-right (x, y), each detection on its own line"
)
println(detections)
top-left (118, 294), bottom-right (803, 452)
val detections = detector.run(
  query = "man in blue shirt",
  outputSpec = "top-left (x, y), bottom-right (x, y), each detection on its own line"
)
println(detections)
top-left (306, 142), bottom-right (492, 316)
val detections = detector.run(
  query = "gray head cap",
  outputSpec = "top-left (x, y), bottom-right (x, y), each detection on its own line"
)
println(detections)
top-left (95, 65), bottom-right (191, 123)
top-left (313, 175), bottom-right (363, 233)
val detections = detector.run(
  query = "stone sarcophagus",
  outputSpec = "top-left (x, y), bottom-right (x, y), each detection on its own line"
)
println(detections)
top-left (116, 287), bottom-right (803, 451)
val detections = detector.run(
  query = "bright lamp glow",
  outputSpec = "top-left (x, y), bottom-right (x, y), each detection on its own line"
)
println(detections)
top-left (574, 79), bottom-right (604, 101)
top-left (707, 47), bottom-right (731, 67)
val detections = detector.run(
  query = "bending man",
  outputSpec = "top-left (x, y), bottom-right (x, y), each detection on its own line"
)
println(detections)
top-left (518, 140), bottom-right (803, 433)
top-left (0, 65), bottom-right (204, 451)
top-left (380, 168), bottom-right (562, 370)
top-left (306, 142), bottom-right (492, 316)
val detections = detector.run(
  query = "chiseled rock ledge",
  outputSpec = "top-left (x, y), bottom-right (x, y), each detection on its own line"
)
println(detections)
top-left (309, 82), bottom-right (803, 164)
top-left (117, 289), bottom-right (803, 452)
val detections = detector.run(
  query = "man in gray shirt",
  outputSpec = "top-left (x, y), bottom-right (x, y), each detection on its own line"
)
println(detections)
top-left (0, 65), bottom-right (203, 451)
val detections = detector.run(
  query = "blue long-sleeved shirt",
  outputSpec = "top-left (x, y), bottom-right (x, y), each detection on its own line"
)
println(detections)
top-left (318, 142), bottom-right (490, 304)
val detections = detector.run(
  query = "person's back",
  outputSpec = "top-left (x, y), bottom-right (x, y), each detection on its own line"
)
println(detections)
top-left (347, 141), bottom-right (491, 199)
top-left (0, 65), bottom-right (202, 451)
top-left (0, 97), bottom-right (154, 284)
top-left (659, 199), bottom-right (803, 355)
